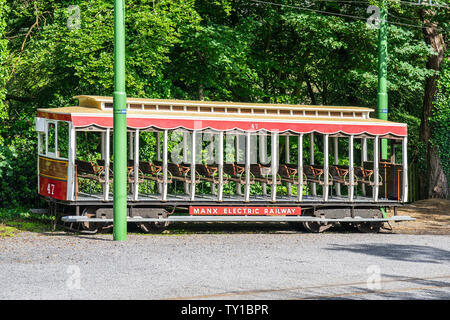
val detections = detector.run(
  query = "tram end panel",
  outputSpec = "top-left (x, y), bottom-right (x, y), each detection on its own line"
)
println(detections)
top-left (38, 156), bottom-right (69, 201)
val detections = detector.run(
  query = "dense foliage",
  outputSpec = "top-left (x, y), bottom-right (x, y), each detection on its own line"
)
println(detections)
top-left (432, 53), bottom-right (449, 177)
top-left (0, 0), bottom-right (448, 207)
top-left (0, 0), bottom-right (7, 120)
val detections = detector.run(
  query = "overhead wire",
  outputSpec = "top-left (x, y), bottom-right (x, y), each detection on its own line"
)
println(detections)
top-left (249, 0), bottom-right (449, 33)
top-left (294, 0), bottom-right (449, 9)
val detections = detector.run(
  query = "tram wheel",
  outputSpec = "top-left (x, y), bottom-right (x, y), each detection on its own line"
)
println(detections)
top-left (356, 222), bottom-right (383, 233)
top-left (138, 221), bottom-right (170, 234)
top-left (302, 221), bottom-right (333, 233)
top-left (137, 209), bottom-right (170, 234)
top-left (287, 222), bottom-right (305, 231)
top-left (339, 222), bottom-right (358, 232)
top-left (81, 207), bottom-right (100, 233)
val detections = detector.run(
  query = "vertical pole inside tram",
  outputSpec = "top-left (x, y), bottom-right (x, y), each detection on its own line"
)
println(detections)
top-left (348, 135), bottom-right (355, 202)
top-left (373, 136), bottom-right (380, 202)
top-left (260, 132), bottom-right (267, 195)
top-left (113, 0), bottom-right (127, 241)
top-left (183, 131), bottom-right (189, 194)
top-left (323, 134), bottom-right (329, 202)
top-left (190, 131), bottom-right (197, 201)
top-left (271, 132), bottom-right (278, 202)
top-left (104, 128), bottom-right (110, 201)
top-left (133, 129), bottom-right (139, 201)
top-left (244, 132), bottom-right (251, 202)
top-left (334, 137), bottom-right (341, 197)
top-left (402, 137), bottom-right (408, 202)
top-left (162, 130), bottom-right (168, 201)
top-left (218, 131), bottom-right (224, 202)
top-left (361, 137), bottom-right (368, 196)
top-left (310, 133), bottom-right (316, 196)
top-left (297, 134), bottom-right (303, 202)
top-left (285, 135), bottom-right (291, 196)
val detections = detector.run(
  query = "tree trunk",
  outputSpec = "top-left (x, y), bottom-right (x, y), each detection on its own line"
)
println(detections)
top-left (306, 79), bottom-right (317, 105)
top-left (199, 84), bottom-right (204, 101)
top-left (419, 9), bottom-right (448, 199)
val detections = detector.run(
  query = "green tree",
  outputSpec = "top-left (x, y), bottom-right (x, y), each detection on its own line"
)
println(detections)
top-left (0, 0), bottom-right (7, 121)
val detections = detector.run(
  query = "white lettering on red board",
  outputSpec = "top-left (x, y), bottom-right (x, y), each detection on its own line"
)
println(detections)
top-left (189, 206), bottom-right (301, 216)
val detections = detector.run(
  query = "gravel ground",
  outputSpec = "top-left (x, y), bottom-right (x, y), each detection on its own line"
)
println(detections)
top-left (1, 230), bottom-right (449, 300)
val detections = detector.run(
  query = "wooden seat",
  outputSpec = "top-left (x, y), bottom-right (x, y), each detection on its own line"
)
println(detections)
top-left (354, 166), bottom-right (382, 186)
top-left (75, 159), bottom-right (110, 183)
top-left (248, 164), bottom-right (280, 185)
top-left (96, 159), bottom-right (142, 184)
top-left (329, 165), bottom-right (350, 185)
top-left (137, 162), bottom-right (162, 183)
top-left (194, 163), bottom-right (228, 184)
top-left (153, 160), bottom-right (199, 183)
top-left (95, 159), bottom-right (114, 180)
top-left (279, 164), bottom-right (307, 185)
top-left (302, 164), bottom-right (333, 185)
top-left (223, 163), bottom-right (245, 183)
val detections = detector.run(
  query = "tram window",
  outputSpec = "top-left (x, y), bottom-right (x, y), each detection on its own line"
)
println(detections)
top-left (144, 105), bottom-right (156, 111)
top-left (129, 104), bottom-right (142, 110)
top-left (57, 121), bottom-right (69, 159)
top-left (38, 132), bottom-right (45, 155)
top-left (47, 122), bottom-right (56, 155)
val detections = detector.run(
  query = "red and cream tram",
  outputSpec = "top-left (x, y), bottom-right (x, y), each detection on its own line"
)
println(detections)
top-left (36, 95), bottom-right (414, 233)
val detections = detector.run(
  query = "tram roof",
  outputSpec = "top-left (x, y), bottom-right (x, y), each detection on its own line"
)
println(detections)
top-left (36, 95), bottom-right (407, 137)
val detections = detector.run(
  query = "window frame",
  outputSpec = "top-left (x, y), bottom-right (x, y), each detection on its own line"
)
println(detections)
top-left (44, 120), bottom-right (70, 160)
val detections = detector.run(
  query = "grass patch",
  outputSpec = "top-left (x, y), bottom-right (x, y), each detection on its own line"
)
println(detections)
top-left (0, 224), bottom-right (19, 238)
top-left (0, 208), bottom-right (54, 236)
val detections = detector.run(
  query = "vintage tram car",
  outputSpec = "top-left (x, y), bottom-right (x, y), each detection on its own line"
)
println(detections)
top-left (36, 95), bottom-right (414, 233)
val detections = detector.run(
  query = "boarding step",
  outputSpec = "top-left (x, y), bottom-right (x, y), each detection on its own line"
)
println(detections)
top-left (62, 215), bottom-right (415, 223)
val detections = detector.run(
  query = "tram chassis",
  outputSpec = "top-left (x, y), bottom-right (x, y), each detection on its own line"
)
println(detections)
top-left (46, 196), bottom-right (413, 234)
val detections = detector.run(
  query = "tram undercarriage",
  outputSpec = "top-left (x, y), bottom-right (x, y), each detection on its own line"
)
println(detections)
top-left (50, 199), bottom-right (411, 234)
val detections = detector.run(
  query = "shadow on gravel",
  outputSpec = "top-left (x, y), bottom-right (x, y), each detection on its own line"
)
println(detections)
top-left (378, 274), bottom-right (450, 299)
top-left (40, 231), bottom-right (113, 241)
top-left (160, 222), bottom-right (302, 234)
top-left (325, 243), bottom-right (450, 264)
top-left (324, 274), bottom-right (450, 300)
top-left (40, 222), bottom-right (374, 236)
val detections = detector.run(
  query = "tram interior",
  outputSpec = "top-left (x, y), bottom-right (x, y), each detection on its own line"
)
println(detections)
top-left (73, 128), bottom-right (406, 203)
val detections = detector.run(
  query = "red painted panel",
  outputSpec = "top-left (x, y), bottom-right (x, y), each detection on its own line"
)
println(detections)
top-left (39, 176), bottom-right (67, 200)
top-left (71, 115), bottom-right (408, 136)
top-left (37, 111), bottom-right (72, 122)
top-left (189, 206), bottom-right (301, 216)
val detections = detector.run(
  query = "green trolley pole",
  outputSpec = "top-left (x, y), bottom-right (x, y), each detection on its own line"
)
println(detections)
top-left (377, 2), bottom-right (388, 160)
top-left (113, 0), bottom-right (127, 241)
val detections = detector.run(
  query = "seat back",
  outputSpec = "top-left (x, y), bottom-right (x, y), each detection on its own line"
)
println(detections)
top-left (223, 163), bottom-right (237, 176)
top-left (165, 163), bottom-right (181, 177)
top-left (303, 165), bottom-right (315, 177)
top-left (278, 165), bottom-right (293, 178)
top-left (139, 161), bottom-right (153, 175)
top-left (195, 164), bottom-right (210, 177)
top-left (329, 165), bottom-right (340, 178)
top-left (76, 159), bottom-right (96, 175)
